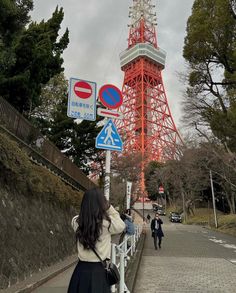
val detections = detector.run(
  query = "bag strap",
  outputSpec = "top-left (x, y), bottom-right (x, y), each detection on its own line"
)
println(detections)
top-left (90, 247), bottom-right (106, 268)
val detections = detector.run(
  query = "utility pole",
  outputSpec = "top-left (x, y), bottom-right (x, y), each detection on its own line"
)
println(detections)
top-left (182, 189), bottom-right (186, 223)
top-left (210, 170), bottom-right (218, 228)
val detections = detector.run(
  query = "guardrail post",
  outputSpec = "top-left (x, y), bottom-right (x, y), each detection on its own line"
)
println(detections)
top-left (119, 251), bottom-right (125, 293)
top-left (111, 244), bottom-right (116, 293)
top-left (124, 235), bottom-right (128, 267)
top-left (131, 234), bottom-right (134, 256)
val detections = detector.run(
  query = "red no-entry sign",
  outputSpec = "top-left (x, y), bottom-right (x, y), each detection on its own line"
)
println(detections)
top-left (159, 186), bottom-right (164, 194)
top-left (74, 81), bottom-right (92, 99)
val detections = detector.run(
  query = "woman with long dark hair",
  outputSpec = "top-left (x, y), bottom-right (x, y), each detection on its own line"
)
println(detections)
top-left (68, 188), bottom-right (125, 293)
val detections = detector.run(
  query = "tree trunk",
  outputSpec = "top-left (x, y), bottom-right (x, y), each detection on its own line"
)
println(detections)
top-left (231, 189), bottom-right (236, 214)
top-left (224, 186), bottom-right (235, 214)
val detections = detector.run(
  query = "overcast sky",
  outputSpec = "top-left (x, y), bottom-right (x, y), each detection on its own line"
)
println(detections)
top-left (31, 0), bottom-right (194, 128)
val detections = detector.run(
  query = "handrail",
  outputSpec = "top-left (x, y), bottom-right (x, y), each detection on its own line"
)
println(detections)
top-left (111, 225), bottom-right (142, 293)
top-left (0, 96), bottom-right (96, 191)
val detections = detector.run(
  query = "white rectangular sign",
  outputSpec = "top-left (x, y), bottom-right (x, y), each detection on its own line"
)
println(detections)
top-left (126, 181), bottom-right (132, 210)
top-left (97, 108), bottom-right (123, 120)
top-left (67, 77), bottom-right (96, 121)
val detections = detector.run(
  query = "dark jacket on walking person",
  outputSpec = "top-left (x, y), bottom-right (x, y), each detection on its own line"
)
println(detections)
top-left (151, 213), bottom-right (164, 250)
top-left (68, 188), bottom-right (125, 293)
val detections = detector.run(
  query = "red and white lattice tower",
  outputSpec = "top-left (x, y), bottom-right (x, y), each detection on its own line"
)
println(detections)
top-left (117, 0), bottom-right (182, 194)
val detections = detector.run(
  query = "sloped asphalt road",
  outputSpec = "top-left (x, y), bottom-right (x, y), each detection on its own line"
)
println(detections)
top-left (134, 216), bottom-right (236, 293)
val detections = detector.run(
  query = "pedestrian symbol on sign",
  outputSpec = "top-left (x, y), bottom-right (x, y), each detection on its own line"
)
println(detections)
top-left (96, 119), bottom-right (123, 152)
top-left (104, 122), bottom-right (115, 145)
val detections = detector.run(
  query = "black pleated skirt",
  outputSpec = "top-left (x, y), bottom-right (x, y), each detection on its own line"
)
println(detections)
top-left (67, 261), bottom-right (111, 293)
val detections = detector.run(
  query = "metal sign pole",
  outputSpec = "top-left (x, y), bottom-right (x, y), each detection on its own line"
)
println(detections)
top-left (126, 181), bottom-right (132, 211)
top-left (104, 150), bottom-right (111, 200)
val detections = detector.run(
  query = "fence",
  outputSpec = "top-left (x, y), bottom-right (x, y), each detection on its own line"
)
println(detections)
top-left (111, 225), bottom-right (143, 293)
top-left (0, 96), bottom-right (96, 191)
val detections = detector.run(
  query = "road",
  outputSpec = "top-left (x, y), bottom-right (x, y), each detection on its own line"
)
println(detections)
top-left (32, 215), bottom-right (236, 293)
top-left (134, 215), bottom-right (236, 293)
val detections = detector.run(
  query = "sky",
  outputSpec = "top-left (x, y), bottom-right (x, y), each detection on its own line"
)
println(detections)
top-left (31, 0), bottom-right (194, 128)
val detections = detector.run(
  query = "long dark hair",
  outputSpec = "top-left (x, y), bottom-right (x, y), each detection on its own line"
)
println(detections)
top-left (76, 188), bottom-right (111, 249)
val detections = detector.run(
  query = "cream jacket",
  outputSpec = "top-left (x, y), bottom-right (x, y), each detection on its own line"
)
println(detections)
top-left (71, 205), bottom-right (125, 261)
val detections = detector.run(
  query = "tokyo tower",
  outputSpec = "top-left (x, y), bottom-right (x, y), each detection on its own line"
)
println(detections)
top-left (117, 0), bottom-right (182, 193)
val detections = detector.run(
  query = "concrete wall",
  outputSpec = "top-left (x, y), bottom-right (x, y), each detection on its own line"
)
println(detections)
top-left (0, 186), bottom-right (76, 289)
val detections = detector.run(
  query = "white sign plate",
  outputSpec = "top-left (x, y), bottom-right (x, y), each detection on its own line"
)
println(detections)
top-left (97, 108), bottom-right (123, 120)
top-left (67, 78), bottom-right (96, 121)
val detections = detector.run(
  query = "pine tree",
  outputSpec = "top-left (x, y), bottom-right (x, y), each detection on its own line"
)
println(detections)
top-left (0, 3), bottom-right (69, 115)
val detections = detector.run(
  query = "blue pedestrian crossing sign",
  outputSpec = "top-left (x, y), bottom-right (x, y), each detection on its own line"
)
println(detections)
top-left (96, 119), bottom-right (123, 152)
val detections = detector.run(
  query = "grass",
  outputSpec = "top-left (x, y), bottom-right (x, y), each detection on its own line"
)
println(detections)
top-left (186, 208), bottom-right (236, 237)
top-left (0, 131), bottom-right (83, 209)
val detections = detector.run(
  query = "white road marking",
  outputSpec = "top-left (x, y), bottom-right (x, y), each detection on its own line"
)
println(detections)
top-left (229, 259), bottom-right (236, 264)
top-left (209, 238), bottom-right (226, 244)
top-left (222, 244), bottom-right (236, 250)
top-left (209, 238), bottom-right (236, 251)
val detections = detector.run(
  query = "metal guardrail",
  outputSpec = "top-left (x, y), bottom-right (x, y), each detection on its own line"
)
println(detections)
top-left (0, 96), bottom-right (96, 192)
top-left (111, 225), bottom-right (143, 293)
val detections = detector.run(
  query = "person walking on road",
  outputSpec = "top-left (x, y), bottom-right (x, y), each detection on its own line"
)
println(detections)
top-left (68, 188), bottom-right (125, 293)
top-left (146, 214), bottom-right (151, 223)
top-left (151, 213), bottom-right (164, 250)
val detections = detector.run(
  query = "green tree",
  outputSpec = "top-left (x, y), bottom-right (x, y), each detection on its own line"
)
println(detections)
top-left (144, 161), bottom-right (164, 201)
top-left (0, 3), bottom-right (69, 115)
top-left (0, 0), bottom-right (33, 65)
top-left (183, 0), bottom-right (236, 151)
top-left (30, 73), bottom-right (68, 132)
top-left (48, 95), bottom-right (103, 175)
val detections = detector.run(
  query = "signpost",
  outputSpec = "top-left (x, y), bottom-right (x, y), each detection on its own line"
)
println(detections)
top-left (96, 119), bottom-right (123, 200)
top-left (67, 78), bottom-right (96, 121)
top-left (126, 181), bottom-right (132, 210)
top-left (158, 185), bottom-right (166, 213)
top-left (96, 84), bottom-right (123, 200)
top-left (67, 79), bottom-right (124, 200)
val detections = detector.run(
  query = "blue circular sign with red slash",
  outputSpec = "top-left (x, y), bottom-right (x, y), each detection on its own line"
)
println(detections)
top-left (99, 84), bottom-right (123, 109)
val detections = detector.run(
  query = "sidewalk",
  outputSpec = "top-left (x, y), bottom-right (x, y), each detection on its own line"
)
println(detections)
top-left (0, 255), bottom-right (78, 293)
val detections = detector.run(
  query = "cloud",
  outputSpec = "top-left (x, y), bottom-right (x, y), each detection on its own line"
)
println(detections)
top-left (31, 0), bottom-right (194, 127)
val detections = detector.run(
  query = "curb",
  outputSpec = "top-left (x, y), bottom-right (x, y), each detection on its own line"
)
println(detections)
top-left (125, 231), bottom-right (146, 293)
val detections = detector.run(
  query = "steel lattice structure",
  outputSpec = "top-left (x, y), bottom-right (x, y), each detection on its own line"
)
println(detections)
top-left (116, 0), bottom-right (182, 192)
